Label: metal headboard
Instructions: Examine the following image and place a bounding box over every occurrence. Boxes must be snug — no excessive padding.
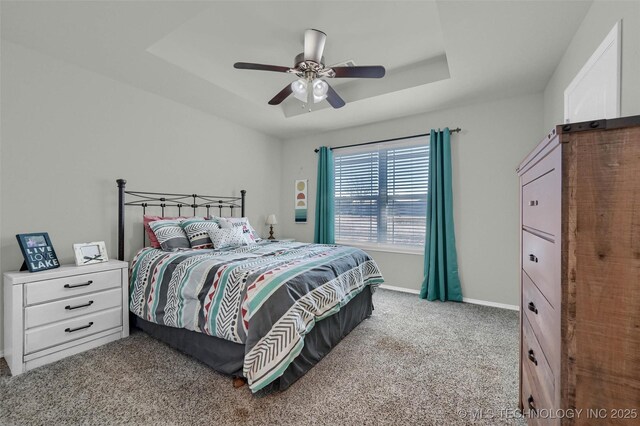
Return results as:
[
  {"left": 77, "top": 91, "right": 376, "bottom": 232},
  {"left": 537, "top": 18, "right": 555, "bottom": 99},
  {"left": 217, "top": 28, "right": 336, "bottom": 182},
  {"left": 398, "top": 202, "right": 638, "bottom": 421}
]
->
[{"left": 116, "top": 179, "right": 246, "bottom": 260}]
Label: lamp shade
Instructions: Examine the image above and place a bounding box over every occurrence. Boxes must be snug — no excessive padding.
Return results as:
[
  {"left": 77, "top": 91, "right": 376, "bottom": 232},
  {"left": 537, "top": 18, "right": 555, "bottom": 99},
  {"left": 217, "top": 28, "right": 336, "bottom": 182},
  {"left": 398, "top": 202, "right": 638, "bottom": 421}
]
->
[
  {"left": 291, "top": 79, "right": 308, "bottom": 102},
  {"left": 312, "top": 79, "right": 328, "bottom": 103},
  {"left": 266, "top": 214, "right": 278, "bottom": 225}
]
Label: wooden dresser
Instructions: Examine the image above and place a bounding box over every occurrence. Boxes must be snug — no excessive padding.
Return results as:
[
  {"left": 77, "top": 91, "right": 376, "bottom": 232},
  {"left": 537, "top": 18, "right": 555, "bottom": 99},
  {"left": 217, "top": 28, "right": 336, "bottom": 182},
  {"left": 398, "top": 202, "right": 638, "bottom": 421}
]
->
[
  {"left": 517, "top": 116, "right": 640, "bottom": 424},
  {"left": 4, "top": 260, "right": 129, "bottom": 375}
]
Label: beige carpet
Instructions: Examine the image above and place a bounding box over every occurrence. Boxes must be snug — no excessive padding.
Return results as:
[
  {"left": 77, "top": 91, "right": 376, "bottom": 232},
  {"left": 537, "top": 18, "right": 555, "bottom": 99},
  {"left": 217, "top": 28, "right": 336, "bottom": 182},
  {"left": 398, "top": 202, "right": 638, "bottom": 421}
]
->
[{"left": 0, "top": 289, "right": 523, "bottom": 425}]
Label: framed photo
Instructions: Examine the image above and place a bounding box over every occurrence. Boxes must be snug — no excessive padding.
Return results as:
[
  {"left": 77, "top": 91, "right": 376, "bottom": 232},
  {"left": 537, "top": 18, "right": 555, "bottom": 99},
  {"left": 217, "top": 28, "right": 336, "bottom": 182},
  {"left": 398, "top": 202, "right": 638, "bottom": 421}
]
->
[
  {"left": 73, "top": 241, "right": 108, "bottom": 266},
  {"left": 16, "top": 232, "right": 60, "bottom": 272}
]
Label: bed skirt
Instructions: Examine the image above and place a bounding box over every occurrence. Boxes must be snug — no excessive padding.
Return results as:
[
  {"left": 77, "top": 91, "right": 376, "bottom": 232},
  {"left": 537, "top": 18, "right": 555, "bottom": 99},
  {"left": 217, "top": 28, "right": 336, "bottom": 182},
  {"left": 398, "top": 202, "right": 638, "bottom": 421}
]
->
[{"left": 132, "top": 285, "right": 374, "bottom": 392}]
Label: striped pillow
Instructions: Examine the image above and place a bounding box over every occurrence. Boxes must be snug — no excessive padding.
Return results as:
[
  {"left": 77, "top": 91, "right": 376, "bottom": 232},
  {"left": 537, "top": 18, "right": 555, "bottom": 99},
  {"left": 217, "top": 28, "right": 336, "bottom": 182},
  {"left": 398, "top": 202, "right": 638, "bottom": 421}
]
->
[
  {"left": 143, "top": 215, "right": 186, "bottom": 248},
  {"left": 148, "top": 219, "right": 190, "bottom": 251},
  {"left": 180, "top": 218, "right": 220, "bottom": 249}
]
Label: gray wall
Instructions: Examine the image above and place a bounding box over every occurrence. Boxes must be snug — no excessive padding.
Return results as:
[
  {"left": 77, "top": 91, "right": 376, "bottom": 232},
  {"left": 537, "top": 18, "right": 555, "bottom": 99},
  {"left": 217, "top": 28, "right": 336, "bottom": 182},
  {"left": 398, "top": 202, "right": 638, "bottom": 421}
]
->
[
  {"left": 0, "top": 41, "right": 283, "bottom": 353},
  {"left": 279, "top": 93, "right": 543, "bottom": 306},
  {"left": 543, "top": 0, "right": 640, "bottom": 130}
]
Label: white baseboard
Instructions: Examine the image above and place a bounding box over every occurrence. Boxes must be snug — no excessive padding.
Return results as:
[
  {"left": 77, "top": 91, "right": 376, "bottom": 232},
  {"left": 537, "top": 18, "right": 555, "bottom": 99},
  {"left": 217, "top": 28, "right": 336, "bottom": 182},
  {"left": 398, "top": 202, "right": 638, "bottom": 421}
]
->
[
  {"left": 378, "top": 284, "right": 519, "bottom": 311},
  {"left": 462, "top": 297, "right": 519, "bottom": 311},
  {"left": 379, "top": 284, "right": 420, "bottom": 295}
]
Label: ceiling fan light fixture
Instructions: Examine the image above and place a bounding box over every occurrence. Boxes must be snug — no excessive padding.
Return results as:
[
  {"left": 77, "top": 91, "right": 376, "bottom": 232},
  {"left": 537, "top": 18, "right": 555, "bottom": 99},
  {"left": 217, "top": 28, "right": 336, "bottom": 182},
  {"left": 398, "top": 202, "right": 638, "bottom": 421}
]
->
[
  {"left": 234, "top": 29, "right": 385, "bottom": 108},
  {"left": 291, "top": 79, "right": 308, "bottom": 102},
  {"left": 312, "top": 78, "right": 328, "bottom": 103}
]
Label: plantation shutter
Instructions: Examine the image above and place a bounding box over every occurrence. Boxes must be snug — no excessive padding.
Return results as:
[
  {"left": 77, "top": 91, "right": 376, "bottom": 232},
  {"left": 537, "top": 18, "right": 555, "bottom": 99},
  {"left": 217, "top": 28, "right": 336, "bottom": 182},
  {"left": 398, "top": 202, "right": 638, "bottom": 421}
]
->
[{"left": 334, "top": 136, "right": 429, "bottom": 249}]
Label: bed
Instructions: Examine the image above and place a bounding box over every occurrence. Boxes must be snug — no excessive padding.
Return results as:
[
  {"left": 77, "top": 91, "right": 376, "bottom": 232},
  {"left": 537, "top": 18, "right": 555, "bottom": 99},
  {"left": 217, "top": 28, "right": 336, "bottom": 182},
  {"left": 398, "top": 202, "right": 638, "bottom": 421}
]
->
[{"left": 116, "top": 179, "right": 383, "bottom": 392}]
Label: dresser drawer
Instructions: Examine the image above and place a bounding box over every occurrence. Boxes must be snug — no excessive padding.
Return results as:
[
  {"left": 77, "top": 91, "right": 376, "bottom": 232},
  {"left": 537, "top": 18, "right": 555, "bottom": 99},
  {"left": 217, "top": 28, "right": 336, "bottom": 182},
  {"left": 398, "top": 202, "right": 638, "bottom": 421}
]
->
[
  {"left": 25, "top": 307, "right": 122, "bottom": 354},
  {"left": 522, "top": 168, "right": 560, "bottom": 237},
  {"left": 522, "top": 315, "right": 555, "bottom": 408},
  {"left": 521, "top": 361, "right": 558, "bottom": 426},
  {"left": 522, "top": 271, "right": 560, "bottom": 376},
  {"left": 520, "top": 142, "right": 560, "bottom": 185},
  {"left": 25, "top": 269, "right": 121, "bottom": 306},
  {"left": 25, "top": 288, "right": 122, "bottom": 329},
  {"left": 522, "top": 230, "right": 560, "bottom": 309}
]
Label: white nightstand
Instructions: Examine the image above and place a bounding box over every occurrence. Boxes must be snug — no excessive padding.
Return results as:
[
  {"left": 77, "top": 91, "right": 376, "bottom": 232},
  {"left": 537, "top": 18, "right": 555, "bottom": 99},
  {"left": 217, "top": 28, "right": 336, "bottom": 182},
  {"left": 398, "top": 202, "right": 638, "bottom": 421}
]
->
[{"left": 3, "top": 260, "right": 129, "bottom": 375}]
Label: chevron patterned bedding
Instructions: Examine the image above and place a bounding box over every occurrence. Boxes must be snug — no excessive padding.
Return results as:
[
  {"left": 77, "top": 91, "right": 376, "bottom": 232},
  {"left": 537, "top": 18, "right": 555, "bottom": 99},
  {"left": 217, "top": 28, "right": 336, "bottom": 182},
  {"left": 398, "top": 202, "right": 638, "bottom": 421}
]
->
[{"left": 129, "top": 241, "right": 383, "bottom": 392}]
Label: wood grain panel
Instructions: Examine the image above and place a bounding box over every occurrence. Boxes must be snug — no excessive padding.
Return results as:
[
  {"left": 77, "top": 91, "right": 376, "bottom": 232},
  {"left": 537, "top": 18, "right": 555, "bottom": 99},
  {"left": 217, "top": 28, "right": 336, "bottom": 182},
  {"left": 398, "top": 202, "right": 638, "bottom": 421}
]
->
[
  {"left": 561, "top": 133, "right": 578, "bottom": 414},
  {"left": 571, "top": 127, "right": 640, "bottom": 414}
]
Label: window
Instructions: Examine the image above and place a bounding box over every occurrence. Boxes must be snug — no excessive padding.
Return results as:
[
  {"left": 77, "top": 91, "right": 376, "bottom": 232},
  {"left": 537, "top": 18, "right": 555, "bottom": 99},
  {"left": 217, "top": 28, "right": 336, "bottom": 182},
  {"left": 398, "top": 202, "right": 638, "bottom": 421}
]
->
[{"left": 334, "top": 136, "right": 429, "bottom": 251}]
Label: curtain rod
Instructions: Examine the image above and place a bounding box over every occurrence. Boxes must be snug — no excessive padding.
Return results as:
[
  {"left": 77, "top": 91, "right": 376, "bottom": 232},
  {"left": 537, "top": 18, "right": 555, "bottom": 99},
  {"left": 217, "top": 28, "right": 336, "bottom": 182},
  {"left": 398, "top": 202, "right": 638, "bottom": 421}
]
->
[{"left": 313, "top": 128, "right": 461, "bottom": 153}]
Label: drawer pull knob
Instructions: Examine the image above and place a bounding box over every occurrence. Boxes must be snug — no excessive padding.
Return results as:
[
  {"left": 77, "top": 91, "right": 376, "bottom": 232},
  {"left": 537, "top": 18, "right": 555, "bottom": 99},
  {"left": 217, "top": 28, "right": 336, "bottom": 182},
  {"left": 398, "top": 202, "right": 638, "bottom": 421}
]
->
[
  {"left": 527, "top": 302, "right": 538, "bottom": 314},
  {"left": 528, "top": 349, "right": 538, "bottom": 365},
  {"left": 65, "top": 300, "right": 94, "bottom": 310},
  {"left": 528, "top": 200, "right": 539, "bottom": 206},
  {"left": 64, "top": 280, "right": 93, "bottom": 289},
  {"left": 65, "top": 322, "right": 94, "bottom": 333},
  {"left": 527, "top": 395, "right": 536, "bottom": 413},
  {"left": 528, "top": 254, "right": 538, "bottom": 263}
]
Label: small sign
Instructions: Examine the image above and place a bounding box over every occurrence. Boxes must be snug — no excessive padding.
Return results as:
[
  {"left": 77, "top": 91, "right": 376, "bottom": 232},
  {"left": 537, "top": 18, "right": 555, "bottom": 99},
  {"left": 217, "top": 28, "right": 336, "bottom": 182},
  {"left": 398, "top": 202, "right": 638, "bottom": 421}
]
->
[{"left": 16, "top": 232, "right": 60, "bottom": 272}]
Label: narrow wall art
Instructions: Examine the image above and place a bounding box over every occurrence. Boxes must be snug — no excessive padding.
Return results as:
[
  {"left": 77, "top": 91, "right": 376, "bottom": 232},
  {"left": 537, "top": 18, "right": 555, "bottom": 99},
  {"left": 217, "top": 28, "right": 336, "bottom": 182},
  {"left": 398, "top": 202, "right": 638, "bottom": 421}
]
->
[{"left": 295, "top": 179, "right": 308, "bottom": 223}]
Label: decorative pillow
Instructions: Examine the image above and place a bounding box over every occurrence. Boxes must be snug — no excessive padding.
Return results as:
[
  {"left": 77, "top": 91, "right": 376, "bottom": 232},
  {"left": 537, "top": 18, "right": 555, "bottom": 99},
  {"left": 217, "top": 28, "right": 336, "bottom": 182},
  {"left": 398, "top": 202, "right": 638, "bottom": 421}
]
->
[
  {"left": 208, "top": 227, "right": 248, "bottom": 249},
  {"left": 148, "top": 219, "right": 190, "bottom": 251},
  {"left": 216, "top": 217, "right": 261, "bottom": 243},
  {"left": 180, "top": 218, "right": 220, "bottom": 249},
  {"left": 143, "top": 215, "right": 184, "bottom": 248}
]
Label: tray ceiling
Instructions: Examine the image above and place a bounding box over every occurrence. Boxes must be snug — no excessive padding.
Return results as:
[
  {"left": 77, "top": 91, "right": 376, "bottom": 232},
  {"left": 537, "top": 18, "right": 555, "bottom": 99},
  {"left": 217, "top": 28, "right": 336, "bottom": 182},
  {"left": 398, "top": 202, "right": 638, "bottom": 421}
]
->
[{"left": 0, "top": 1, "right": 592, "bottom": 139}]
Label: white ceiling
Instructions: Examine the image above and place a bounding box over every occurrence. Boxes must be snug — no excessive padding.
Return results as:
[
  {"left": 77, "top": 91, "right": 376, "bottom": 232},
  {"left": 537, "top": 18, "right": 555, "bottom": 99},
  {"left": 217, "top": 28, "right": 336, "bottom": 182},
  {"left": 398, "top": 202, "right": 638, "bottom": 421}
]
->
[{"left": 0, "top": 1, "right": 592, "bottom": 139}]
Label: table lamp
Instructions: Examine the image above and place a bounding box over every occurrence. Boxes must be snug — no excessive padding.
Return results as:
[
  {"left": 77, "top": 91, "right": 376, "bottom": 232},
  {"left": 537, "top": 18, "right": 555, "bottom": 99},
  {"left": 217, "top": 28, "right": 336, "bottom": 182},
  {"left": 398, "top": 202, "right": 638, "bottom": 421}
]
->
[{"left": 266, "top": 214, "right": 277, "bottom": 240}]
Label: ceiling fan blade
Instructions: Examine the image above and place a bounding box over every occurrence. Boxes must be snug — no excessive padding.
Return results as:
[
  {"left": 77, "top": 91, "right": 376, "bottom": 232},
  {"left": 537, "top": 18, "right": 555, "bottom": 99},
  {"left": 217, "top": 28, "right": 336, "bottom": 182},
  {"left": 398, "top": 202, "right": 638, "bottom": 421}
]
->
[
  {"left": 331, "top": 66, "right": 386, "bottom": 78},
  {"left": 234, "top": 62, "right": 291, "bottom": 73},
  {"left": 325, "top": 83, "right": 345, "bottom": 109},
  {"left": 304, "top": 29, "right": 327, "bottom": 63},
  {"left": 268, "top": 84, "right": 294, "bottom": 105}
]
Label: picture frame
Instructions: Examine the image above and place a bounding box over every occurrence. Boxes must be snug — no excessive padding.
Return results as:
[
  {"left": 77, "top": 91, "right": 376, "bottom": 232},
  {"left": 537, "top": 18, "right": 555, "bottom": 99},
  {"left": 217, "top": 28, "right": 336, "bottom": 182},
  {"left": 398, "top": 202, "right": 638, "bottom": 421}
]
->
[
  {"left": 295, "top": 179, "right": 308, "bottom": 223},
  {"left": 16, "top": 232, "right": 60, "bottom": 272},
  {"left": 73, "top": 241, "right": 109, "bottom": 266}
]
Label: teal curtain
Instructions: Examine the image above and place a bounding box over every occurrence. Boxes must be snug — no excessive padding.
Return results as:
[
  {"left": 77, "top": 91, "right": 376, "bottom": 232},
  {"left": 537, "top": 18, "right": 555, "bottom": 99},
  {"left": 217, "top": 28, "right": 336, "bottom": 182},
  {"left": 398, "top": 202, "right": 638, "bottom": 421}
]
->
[
  {"left": 314, "top": 146, "right": 335, "bottom": 244},
  {"left": 420, "top": 128, "right": 463, "bottom": 302}
]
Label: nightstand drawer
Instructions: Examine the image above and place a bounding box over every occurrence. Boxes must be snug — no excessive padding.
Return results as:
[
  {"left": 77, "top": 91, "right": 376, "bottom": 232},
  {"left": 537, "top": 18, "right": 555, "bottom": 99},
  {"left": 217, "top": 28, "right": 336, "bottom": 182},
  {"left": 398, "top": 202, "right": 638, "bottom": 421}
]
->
[
  {"left": 25, "top": 269, "right": 121, "bottom": 305},
  {"left": 25, "top": 288, "right": 122, "bottom": 329},
  {"left": 25, "top": 307, "right": 122, "bottom": 354}
]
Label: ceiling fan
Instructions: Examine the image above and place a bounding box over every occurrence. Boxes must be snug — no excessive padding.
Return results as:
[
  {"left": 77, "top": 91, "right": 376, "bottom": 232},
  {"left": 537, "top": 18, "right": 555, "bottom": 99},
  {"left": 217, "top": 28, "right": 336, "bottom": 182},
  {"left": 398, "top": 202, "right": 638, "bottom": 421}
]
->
[{"left": 234, "top": 29, "right": 386, "bottom": 109}]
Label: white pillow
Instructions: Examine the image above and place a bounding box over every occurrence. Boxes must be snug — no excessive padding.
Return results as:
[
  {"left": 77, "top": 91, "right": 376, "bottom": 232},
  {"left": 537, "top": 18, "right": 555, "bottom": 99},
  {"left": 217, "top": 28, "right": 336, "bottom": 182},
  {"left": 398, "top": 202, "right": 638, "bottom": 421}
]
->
[
  {"left": 216, "top": 217, "right": 261, "bottom": 243},
  {"left": 208, "top": 227, "right": 248, "bottom": 249}
]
